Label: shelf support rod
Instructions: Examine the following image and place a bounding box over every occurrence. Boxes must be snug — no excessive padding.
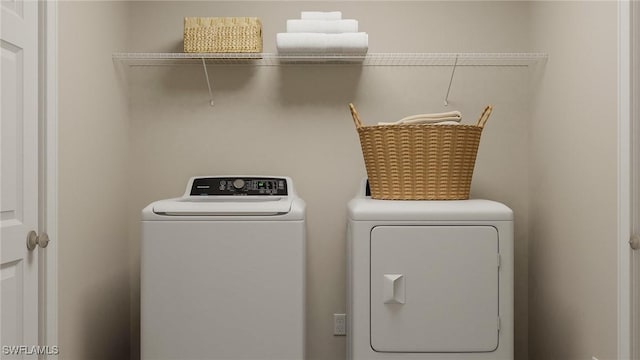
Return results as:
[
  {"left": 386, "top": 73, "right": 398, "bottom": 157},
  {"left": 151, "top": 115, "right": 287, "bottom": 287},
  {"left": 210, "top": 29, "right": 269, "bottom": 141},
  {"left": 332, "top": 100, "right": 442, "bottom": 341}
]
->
[
  {"left": 444, "top": 54, "right": 459, "bottom": 106},
  {"left": 201, "top": 58, "right": 214, "bottom": 106}
]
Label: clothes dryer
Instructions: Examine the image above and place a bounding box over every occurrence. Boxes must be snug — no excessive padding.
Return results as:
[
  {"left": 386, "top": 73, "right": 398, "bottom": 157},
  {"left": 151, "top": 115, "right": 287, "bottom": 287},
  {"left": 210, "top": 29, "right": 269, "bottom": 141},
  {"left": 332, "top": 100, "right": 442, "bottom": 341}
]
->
[{"left": 347, "top": 180, "right": 513, "bottom": 359}]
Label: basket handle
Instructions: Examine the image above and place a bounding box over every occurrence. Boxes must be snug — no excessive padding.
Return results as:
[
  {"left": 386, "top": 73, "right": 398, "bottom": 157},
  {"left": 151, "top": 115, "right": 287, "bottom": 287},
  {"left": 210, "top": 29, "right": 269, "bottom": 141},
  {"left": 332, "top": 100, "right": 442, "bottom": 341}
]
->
[
  {"left": 476, "top": 105, "right": 493, "bottom": 128},
  {"left": 349, "top": 103, "right": 363, "bottom": 129}
]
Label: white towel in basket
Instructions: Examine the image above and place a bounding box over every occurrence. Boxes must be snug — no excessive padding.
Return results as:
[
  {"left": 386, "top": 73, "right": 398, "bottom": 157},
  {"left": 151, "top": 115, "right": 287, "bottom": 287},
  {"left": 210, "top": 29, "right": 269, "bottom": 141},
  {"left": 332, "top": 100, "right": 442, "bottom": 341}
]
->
[
  {"left": 431, "top": 121, "right": 462, "bottom": 125},
  {"left": 377, "top": 111, "right": 462, "bottom": 125}
]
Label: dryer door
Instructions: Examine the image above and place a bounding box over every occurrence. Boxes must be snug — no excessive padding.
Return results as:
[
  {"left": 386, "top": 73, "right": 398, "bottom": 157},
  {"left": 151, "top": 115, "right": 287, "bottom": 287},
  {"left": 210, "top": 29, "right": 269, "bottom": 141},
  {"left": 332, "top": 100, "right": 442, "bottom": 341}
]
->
[{"left": 370, "top": 225, "right": 499, "bottom": 353}]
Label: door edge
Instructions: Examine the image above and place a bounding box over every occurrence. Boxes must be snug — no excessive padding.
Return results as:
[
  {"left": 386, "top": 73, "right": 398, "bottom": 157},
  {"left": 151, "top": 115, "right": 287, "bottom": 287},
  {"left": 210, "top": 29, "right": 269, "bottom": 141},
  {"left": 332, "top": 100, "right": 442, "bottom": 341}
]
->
[{"left": 39, "top": 1, "right": 59, "bottom": 358}]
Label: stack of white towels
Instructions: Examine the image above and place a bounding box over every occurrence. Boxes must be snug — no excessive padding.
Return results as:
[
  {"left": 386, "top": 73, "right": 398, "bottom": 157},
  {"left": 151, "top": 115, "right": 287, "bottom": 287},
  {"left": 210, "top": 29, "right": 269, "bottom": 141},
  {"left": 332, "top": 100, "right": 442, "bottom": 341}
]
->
[
  {"left": 378, "top": 111, "right": 463, "bottom": 125},
  {"left": 276, "top": 11, "right": 368, "bottom": 55}
]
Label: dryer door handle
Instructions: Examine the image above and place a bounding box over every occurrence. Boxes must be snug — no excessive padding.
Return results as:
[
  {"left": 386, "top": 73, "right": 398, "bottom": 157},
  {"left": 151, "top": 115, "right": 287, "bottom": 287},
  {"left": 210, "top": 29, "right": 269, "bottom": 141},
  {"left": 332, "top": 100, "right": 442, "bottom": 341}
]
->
[{"left": 383, "top": 274, "right": 405, "bottom": 304}]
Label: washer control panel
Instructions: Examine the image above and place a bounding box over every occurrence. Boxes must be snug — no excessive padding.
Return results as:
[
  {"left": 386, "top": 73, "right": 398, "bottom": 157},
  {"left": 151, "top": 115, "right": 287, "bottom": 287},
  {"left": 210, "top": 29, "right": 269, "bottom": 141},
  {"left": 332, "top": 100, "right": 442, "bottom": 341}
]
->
[{"left": 190, "top": 177, "right": 288, "bottom": 196}]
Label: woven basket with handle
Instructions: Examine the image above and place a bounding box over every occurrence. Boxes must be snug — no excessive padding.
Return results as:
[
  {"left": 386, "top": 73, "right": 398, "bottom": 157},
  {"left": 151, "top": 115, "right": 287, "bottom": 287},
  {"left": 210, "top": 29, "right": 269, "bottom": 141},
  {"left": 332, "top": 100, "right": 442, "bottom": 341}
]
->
[
  {"left": 184, "top": 17, "right": 263, "bottom": 53},
  {"left": 349, "top": 103, "right": 492, "bottom": 200}
]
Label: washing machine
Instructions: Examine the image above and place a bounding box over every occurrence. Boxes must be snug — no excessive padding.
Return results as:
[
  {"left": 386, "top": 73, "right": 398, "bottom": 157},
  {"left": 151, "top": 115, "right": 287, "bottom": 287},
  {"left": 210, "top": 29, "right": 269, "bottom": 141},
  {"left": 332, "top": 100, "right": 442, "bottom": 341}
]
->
[
  {"left": 141, "top": 176, "right": 305, "bottom": 360},
  {"left": 347, "top": 179, "right": 513, "bottom": 360}
]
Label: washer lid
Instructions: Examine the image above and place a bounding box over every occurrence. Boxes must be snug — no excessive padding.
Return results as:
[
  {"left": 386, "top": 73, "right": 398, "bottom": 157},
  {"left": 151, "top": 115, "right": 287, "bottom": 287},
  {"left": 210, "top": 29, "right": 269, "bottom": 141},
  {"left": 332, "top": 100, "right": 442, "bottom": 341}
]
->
[{"left": 152, "top": 196, "right": 293, "bottom": 216}]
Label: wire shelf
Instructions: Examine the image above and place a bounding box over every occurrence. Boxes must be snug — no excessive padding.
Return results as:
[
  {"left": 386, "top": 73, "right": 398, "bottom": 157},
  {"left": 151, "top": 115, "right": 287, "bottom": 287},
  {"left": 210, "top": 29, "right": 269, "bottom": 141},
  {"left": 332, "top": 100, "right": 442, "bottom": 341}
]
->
[{"left": 113, "top": 52, "right": 547, "bottom": 67}]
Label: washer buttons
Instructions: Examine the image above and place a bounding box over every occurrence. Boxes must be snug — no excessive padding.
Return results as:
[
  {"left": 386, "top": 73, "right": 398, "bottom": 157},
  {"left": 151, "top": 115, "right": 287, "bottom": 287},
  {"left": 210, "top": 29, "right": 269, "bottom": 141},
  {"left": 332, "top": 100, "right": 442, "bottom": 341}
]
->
[{"left": 233, "top": 179, "right": 245, "bottom": 189}]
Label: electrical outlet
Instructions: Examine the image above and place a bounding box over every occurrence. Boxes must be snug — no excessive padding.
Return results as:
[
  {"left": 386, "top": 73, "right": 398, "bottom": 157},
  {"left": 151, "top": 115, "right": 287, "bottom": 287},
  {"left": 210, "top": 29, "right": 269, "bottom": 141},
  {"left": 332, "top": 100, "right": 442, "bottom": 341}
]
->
[{"left": 334, "top": 313, "right": 346, "bottom": 336}]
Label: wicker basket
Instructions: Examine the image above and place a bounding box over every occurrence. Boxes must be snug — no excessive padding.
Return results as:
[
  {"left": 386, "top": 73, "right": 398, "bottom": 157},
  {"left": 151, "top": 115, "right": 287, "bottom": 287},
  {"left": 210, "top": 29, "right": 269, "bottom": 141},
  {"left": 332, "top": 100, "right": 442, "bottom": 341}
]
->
[
  {"left": 184, "top": 17, "right": 263, "bottom": 53},
  {"left": 349, "top": 103, "right": 493, "bottom": 200}
]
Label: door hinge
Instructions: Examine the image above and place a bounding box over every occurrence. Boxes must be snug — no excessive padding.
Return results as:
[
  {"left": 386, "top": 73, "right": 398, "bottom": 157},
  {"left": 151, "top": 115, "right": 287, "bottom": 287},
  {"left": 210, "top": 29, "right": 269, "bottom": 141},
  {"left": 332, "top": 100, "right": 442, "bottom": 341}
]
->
[
  {"left": 497, "top": 254, "right": 501, "bottom": 269},
  {"left": 498, "top": 316, "right": 501, "bottom": 332}
]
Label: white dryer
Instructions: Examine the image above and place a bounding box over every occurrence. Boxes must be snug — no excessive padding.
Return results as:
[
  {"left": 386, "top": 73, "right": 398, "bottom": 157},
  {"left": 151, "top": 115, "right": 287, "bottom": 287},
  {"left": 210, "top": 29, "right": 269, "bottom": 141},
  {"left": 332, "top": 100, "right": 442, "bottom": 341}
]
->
[
  {"left": 347, "top": 180, "right": 513, "bottom": 360},
  {"left": 141, "top": 176, "right": 305, "bottom": 360}
]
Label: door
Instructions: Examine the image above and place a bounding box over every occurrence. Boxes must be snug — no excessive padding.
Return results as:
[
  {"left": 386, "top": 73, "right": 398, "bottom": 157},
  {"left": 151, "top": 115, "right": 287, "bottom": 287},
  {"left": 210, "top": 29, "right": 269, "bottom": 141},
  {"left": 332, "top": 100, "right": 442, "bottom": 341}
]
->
[
  {"left": 370, "top": 225, "right": 499, "bottom": 353},
  {"left": 1, "top": 0, "right": 40, "bottom": 358}
]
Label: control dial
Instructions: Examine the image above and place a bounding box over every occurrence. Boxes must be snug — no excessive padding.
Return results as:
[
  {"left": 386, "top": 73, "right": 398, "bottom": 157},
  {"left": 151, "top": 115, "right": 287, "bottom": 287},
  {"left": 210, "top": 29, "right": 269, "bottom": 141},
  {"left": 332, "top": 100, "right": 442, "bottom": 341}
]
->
[{"left": 232, "top": 179, "right": 245, "bottom": 189}]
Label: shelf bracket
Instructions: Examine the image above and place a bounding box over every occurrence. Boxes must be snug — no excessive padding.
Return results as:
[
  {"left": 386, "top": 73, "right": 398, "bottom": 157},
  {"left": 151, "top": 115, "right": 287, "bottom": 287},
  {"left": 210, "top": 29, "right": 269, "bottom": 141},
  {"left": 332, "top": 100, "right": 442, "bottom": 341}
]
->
[
  {"left": 444, "top": 54, "right": 459, "bottom": 107},
  {"left": 201, "top": 58, "right": 214, "bottom": 106}
]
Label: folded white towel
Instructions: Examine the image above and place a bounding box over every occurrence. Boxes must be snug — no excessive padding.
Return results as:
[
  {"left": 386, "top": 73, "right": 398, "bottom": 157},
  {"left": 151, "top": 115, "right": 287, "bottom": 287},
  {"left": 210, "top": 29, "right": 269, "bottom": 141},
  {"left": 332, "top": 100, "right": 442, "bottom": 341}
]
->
[
  {"left": 286, "top": 19, "right": 358, "bottom": 33},
  {"left": 432, "top": 121, "right": 462, "bottom": 125},
  {"left": 276, "top": 33, "right": 368, "bottom": 54},
  {"left": 377, "top": 111, "right": 463, "bottom": 125},
  {"left": 301, "top": 11, "right": 342, "bottom": 20},
  {"left": 378, "top": 118, "right": 462, "bottom": 125}
]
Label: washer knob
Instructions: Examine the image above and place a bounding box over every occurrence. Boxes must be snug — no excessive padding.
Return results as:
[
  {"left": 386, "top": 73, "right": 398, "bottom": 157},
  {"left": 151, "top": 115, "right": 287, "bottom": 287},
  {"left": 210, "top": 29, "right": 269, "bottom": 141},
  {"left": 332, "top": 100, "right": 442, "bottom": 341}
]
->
[{"left": 232, "top": 179, "right": 245, "bottom": 189}]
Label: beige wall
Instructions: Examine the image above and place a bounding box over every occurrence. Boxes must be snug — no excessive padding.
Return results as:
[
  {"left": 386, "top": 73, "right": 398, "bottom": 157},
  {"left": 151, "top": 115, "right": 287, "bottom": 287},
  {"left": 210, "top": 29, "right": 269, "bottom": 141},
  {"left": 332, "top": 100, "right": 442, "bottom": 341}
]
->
[
  {"left": 59, "top": 1, "right": 131, "bottom": 359},
  {"left": 56, "top": 2, "right": 622, "bottom": 360},
  {"left": 126, "top": 2, "right": 532, "bottom": 359},
  {"left": 528, "top": 2, "right": 619, "bottom": 360}
]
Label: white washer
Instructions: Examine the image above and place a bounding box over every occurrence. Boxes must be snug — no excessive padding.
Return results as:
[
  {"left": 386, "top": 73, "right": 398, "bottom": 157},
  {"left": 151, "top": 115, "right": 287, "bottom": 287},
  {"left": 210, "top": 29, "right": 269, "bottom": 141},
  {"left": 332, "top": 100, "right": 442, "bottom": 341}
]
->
[
  {"left": 141, "top": 176, "right": 306, "bottom": 360},
  {"left": 347, "top": 180, "right": 513, "bottom": 360}
]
